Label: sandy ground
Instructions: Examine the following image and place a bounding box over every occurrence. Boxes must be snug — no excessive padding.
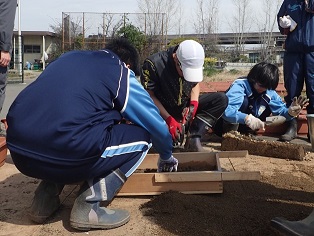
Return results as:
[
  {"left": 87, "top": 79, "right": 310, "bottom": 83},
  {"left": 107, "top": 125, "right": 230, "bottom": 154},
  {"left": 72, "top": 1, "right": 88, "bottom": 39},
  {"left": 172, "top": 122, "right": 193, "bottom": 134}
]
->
[
  {"left": 2, "top": 69, "right": 314, "bottom": 235},
  {"left": 1, "top": 136, "right": 314, "bottom": 236}
]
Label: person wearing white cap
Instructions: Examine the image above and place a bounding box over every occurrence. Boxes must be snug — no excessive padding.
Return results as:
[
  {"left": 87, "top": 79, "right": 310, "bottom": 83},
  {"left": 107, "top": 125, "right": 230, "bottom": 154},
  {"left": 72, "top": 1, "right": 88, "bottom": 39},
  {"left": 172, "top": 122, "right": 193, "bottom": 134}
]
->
[{"left": 140, "top": 39, "right": 228, "bottom": 151}]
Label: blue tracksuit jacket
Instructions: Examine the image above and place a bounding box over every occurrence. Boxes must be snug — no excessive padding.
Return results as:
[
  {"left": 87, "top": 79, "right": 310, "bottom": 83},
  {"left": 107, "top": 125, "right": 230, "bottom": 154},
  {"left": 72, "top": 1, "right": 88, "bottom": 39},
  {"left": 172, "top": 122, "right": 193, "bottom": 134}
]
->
[
  {"left": 223, "top": 78, "right": 292, "bottom": 124},
  {"left": 6, "top": 50, "right": 173, "bottom": 166}
]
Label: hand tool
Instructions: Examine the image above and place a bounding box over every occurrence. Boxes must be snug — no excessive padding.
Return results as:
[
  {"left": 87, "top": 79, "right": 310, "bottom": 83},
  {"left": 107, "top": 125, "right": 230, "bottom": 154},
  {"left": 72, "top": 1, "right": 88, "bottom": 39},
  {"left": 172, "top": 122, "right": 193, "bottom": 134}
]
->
[{"left": 264, "top": 115, "right": 286, "bottom": 126}]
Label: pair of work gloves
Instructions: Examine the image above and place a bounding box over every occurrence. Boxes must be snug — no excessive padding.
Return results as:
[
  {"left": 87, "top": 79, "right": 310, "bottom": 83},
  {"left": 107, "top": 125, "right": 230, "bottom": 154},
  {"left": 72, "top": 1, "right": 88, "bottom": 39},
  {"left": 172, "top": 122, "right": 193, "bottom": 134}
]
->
[
  {"left": 245, "top": 96, "right": 309, "bottom": 131},
  {"left": 279, "top": 15, "right": 297, "bottom": 32},
  {"left": 165, "top": 100, "right": 198, "bottom": 142}
]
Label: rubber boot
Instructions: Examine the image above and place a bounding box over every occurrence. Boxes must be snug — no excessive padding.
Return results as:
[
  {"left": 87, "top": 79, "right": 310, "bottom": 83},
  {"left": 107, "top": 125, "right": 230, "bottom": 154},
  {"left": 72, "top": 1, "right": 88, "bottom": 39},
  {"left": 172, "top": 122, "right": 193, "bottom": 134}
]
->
[
  {"left": 29, "top": 180, "right": 65, "bottom": 223},
  {"left": 185, "top": 116, "right": 215, "bottom": 152},
  {"left": 271, "top": 209, "right": 314, "bottom": 236},
  {"left": 70, "top": 169, "right": 130, "bottom": 231},
  {"left": 222, "top": 120, "right": 239, "bottom": 135},
  {"left": 279, "top": 118, "right": 298, "bottom": 142}
]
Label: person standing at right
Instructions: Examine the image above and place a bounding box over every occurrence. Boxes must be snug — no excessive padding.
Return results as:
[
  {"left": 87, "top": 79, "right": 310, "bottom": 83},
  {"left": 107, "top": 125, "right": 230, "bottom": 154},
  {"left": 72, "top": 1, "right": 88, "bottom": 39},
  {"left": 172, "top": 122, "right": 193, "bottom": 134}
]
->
[{"left": 277, "top": 0, "right": 314, "bottom": 142}]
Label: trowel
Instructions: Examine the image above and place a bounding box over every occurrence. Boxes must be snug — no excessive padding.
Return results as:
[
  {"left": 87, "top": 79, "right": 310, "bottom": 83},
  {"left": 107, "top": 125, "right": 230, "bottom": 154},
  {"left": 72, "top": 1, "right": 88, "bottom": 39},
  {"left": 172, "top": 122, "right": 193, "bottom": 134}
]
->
[{"left": 264, "top": 115, "right": 286, "bottom": 126}]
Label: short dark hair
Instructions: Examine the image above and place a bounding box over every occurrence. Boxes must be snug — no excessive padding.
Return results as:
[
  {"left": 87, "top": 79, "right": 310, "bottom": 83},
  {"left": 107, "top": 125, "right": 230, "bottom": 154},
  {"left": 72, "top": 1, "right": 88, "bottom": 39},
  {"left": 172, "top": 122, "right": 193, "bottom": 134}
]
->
[
  {"left": 105, "top": 38, "right": 140, "bottom": 76},
  {"left": 247, "top": 62, "right": 279, "bottom": 90}
]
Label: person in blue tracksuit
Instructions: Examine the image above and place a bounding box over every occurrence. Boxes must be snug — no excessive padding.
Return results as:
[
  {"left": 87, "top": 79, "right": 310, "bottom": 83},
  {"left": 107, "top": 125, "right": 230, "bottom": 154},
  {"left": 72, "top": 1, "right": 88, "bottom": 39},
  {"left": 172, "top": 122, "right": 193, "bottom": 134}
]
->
[
  {"left": 6, "top": 38, "right": 178, "bottom": 230},
  {"left": 277, "top": 0, "right": 314, "bottom": 142},
  {"left": 215, "top": 62, "right": 308, "bottom": 137},
  {"left": 272, "top": 2, "right": 314, "bottom": 232}
]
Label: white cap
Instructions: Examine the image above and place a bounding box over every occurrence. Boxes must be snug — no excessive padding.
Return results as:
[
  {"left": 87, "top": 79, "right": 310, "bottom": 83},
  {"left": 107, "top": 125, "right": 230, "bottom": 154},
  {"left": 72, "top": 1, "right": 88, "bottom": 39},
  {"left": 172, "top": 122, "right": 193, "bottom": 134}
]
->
[{"left": 176, "top": 40, "right": 205, "bottom": 82}]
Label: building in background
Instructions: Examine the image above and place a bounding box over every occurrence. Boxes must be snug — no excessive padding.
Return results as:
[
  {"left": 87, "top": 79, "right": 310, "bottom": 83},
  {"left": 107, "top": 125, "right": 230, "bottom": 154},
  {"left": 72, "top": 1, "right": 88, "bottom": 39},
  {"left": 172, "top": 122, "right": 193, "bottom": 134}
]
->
[{"left": 11, "top": 31, "right": 56, "bottom": 70}]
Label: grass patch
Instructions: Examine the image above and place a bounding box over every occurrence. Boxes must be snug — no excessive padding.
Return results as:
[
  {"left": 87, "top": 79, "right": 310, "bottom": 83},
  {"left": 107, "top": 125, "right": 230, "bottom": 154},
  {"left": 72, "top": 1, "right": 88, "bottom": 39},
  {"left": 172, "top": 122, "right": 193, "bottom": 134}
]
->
[
  {"left": 204, "top": 68, "right": 223, "bottom": 77},
  {"left": 228, "top": 69, "right": 241, "bottom": 75}
]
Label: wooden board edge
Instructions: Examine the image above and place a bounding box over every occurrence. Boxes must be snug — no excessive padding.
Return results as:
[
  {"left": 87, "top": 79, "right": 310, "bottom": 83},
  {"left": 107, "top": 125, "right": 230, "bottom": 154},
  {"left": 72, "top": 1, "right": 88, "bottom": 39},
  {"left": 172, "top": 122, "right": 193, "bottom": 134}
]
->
[
  {"left": 154, "top": 171, "right": 222, "bottom": 182},
  {"left": 221, "top": 171, "right": 261, "bottom": 181},
  {"left": 217, "top": 150, "right": 248, "bottom": 158},
  {"left": 117, "top": 190, "right": 223, "bottom": 196}
]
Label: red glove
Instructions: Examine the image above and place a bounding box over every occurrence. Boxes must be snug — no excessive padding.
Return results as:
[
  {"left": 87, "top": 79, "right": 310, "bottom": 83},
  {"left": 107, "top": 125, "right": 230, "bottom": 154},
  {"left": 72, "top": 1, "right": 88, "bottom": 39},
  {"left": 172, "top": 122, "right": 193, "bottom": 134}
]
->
[
  {"left": 166, "top": 116, "right": 182, "bottom": 141},
  {"left": 189, "top": 100, "right": 199, "bottom": 120}
]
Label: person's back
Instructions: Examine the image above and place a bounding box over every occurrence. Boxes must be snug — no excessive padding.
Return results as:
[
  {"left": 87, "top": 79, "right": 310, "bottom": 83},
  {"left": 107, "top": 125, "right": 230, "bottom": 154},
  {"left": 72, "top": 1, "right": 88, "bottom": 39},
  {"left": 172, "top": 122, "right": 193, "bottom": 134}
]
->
[{"left": 7, "top": 50, "right": 126, "bottom": 163}]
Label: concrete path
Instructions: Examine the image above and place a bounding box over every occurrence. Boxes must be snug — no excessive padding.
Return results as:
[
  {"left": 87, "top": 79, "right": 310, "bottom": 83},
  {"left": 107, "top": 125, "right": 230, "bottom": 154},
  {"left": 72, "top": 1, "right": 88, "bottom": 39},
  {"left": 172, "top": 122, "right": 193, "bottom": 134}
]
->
[{"left": 1, "top": 73, "right": 39, "bottom": 120}]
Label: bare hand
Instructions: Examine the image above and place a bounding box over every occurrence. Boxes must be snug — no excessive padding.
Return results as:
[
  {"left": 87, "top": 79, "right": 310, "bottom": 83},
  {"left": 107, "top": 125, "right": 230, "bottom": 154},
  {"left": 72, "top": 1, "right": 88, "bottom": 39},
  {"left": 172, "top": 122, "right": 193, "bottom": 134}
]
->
[{"left": 0, "top": 51, "right": 11, "bottom": 67}]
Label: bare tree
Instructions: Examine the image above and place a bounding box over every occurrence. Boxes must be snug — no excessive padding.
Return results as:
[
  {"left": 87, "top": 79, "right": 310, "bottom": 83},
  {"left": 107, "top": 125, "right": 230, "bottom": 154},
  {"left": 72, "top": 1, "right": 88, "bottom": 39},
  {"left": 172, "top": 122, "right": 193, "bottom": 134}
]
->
[
  {"left": 62, "top": 13, "right": 84, "bottom": 50},
  {"left": 103, "top": 13, "right": 124, "bottom": 37},
  {"left": 137, "top": 0, "right": 180, "bottom": 35},
  {"left": 228, "top": 0, "right": 252, "bottom": 58},
  {"left": 174, "top": 4, "right": 185, "bottom": 36},
  {"left": 193, "top": 0, "right": 220, "bottom": 57},
  {"left": 194, "top": 0, "right": 206, "bottom": 36},
  {"left": 194, "top": 0, "right": 219, "bottom": 36},
  {"left": 257, "top": 0, "right": 282, "bottom": 62},
  {"left": 101, "top": 13, "right": 124, "bottom": 38}
]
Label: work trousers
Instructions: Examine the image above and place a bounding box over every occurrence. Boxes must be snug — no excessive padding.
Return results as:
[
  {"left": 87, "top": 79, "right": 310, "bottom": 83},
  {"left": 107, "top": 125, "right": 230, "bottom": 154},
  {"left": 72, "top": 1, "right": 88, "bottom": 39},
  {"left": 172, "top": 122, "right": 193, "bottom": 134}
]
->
[
  {"left": 283, "top": 51, "right": 314, "bottom": 114},
  {"left": 197, "top": 92, "right": 229, "bottom": 121},
  {"left": 11, "top": 124, "right": 152, "bottom": 184},
  {"left": 0, "top": 65, "right": 8, "bottom": 114}
]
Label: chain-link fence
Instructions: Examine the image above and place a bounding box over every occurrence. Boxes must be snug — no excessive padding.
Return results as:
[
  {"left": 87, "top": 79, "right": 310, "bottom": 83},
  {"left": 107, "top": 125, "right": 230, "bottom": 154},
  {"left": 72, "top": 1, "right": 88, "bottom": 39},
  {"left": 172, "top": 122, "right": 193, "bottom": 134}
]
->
[{"left": 62, "top": 12, "right": 168, "bottom": 61}]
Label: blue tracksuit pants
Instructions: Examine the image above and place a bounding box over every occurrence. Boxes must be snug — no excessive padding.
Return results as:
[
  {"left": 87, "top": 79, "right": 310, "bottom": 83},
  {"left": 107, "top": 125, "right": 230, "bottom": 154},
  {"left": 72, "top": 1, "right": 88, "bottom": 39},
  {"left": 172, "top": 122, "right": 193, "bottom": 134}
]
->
[{"left": 283, "top": 51, "right": 314, "bottom": 114}]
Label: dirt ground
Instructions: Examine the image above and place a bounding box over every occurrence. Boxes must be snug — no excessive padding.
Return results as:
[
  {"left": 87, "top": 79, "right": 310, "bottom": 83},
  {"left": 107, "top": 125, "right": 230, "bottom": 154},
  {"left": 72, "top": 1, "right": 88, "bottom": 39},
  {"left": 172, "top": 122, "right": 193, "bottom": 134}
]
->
[
  {"left": 1, "top": 135, "right": 314, "bottom": 236},
  {"left": 2, "top": 68, "right": 314, "bottom": 235}
]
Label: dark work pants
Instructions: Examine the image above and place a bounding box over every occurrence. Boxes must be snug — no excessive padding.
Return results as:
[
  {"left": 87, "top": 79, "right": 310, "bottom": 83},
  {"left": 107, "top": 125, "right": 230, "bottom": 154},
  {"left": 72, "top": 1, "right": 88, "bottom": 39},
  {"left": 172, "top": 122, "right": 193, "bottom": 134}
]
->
[
  {"left": 284, "top": 51, "right": 314, "bottom": 114},
  {"left": 0, "top": 66, "right": 8, "bottom": 114},
  {"left": 11, "top": 124, "right": 152, "bottom": 184},
  {"left": 197, "top": 92, "right": 229, "bottom": 121}
]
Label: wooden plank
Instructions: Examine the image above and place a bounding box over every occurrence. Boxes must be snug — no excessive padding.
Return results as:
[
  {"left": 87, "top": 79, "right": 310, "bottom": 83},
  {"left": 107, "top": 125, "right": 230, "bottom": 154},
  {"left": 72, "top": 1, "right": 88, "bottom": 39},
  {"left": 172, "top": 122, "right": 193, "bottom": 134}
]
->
[
  {"left": 138, "top": 152, "right": 219, "bottom": 170},
  {"left": 118, "top": 188, "right": 223, "bottom": 196},
  {"left": 217, "top": 150, "right": 248, "bottom": 158},
  {"left": 221, "top": 171, "right": 261, "bottom": 181},
  {"left": 0, "top": 137, "right": 7, "bottom": 167},
  {"left": 118, "top": 172, "right": 223, "bottom": 196},
  {"left": 215, "top": 153, "right": 222, "bottom": 171},
  {"left": 117, "top": 151, "right": 260, "bottom": 196},
  {"left": 154, "top": 171, "right": 222, "bottom": 183}
]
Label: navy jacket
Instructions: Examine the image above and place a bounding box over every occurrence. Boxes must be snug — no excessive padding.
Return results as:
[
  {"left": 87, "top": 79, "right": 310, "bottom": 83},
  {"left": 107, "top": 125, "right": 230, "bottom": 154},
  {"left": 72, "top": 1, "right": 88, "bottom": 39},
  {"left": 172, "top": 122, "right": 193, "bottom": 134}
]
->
[
  {"left": 277, "top": 0, "right": 314, "bottom": 52},
  {"left": 6, "top": 50, "right": 173, "bottom": 164}
]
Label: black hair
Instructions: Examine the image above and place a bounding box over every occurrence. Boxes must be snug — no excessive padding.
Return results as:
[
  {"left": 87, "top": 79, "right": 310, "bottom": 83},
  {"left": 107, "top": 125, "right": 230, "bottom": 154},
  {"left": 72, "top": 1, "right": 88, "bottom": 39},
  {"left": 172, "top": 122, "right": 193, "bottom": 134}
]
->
[
  {"left": 105, "top": 38, "right": 140, "bottom": 76},
  {"left": 247, "top": 62, "right": 279, "bottom": 90}
]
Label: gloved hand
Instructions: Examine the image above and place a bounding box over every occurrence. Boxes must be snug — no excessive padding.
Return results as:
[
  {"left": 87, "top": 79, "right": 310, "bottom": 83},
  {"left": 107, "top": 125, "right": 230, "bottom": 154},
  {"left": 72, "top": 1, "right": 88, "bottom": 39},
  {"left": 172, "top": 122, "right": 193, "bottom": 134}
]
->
[
  {"left": 286, "top": 15, "right": 297, "bottom": 31},
  {"left": 245, "top": 114, "right": 265, "bottom": 130},
  {"left": 157, "top": 155, "right": 179, "bottom": 172},
  {"left": 279, "top": 15, "right": 291, "bottom": 28},
  {"left": 288, "top": 96, "right": 309, "bottom": 117},
  {"left": 182, "top": 100, "right": 199, "bottom": 127},
  {"left": 189, "top": 100, "right": 199, "bottom": 120},
  {"left": 166, "top": 116, "right": 182, "bottom": 141}
]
